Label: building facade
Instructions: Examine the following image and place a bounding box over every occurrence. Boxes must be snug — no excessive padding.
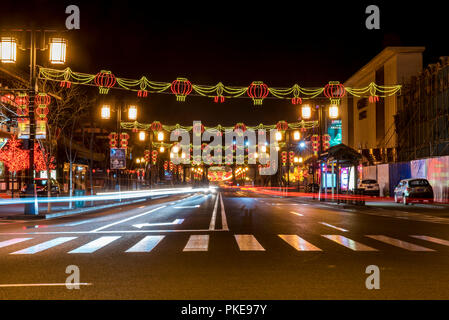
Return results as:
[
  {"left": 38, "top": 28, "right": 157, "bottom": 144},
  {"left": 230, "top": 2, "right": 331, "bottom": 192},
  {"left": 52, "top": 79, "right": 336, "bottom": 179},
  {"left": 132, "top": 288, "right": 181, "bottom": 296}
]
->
[
  {"left": 340, "top": 47, "right": 425, "bottom": 164},
  {"left": 395, "top": 56, "right": 449, "bottom": 161}
]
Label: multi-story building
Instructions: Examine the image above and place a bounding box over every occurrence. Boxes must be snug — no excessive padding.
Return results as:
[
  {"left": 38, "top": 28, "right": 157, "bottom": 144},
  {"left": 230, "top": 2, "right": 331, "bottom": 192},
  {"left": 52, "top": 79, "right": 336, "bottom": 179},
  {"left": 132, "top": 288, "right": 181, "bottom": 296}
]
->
[
  {"left": 395, "top": 56, "right": 449, "bottom": 161},
  {"left": 340, "top": 47, "right": 425, "bottom": 164}
]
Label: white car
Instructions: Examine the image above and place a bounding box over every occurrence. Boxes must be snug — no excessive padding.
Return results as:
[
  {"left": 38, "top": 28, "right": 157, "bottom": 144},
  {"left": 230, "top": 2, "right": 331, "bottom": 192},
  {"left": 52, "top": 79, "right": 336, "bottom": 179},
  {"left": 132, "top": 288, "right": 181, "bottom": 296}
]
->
[{"left": 358, "top": 179, "right": 380, "bottom": 196}]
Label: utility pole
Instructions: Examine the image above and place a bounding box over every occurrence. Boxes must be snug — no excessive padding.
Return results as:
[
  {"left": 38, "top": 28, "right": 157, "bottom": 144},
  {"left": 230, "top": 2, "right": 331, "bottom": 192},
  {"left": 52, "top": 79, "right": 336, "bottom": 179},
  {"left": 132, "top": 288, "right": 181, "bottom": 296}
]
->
[{"left": 24, "top": 28, "right": 37, "bottom": 215}]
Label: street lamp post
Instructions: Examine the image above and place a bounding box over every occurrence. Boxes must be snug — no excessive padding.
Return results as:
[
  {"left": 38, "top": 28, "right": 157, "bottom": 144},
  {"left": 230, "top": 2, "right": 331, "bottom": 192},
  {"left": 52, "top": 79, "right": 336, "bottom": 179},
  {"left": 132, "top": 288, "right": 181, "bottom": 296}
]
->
[{"left": 1, "top": 29, "right": 68, "bottom": 215}]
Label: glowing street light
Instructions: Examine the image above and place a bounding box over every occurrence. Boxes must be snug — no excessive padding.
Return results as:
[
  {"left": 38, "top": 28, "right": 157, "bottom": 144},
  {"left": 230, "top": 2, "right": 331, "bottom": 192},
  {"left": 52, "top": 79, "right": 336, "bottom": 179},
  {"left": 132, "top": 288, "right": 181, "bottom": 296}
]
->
[
  {"left": 159, "top": 146, "right": 165, "bottom": 153},
  {"left": 101, "top": 105, "right": 111, "bottom": 119},
  {"left": 301, "top": 104, "right": 312, "bottom": 119},
  {"left": 293, "top": 130, "right": 300, "bottom": 141},
  {"left": 172, "top": 145, "right": 179, "bottom": 153},
  {"left": 294, "top": 156, "right": 299, "bottom": 163},
  {"left": 157, "top": 132, "right": 164, "bottom": 141},
  {"left": 181, "top": 152, "right": 186, "bottom": 159},
  {"left": 49, "top": 38, "right": 67, "bottom": 64},
  {"left": 0, "top": 37, "right": 17, "bottom": 63},
  {"left": 329, "top": 104, "right": 339, "bottom": 119},
  {"left": 136, "top": 158, "right": 141, "bottom": 164},
  {"left": 138, "top": 131, "right": 146, "bottom": 141},
  {"left": 128, "top": 105, "right": 137, "bottom": 120},
  {"left": 261, "top": 145, "right": 267, "bottom": 153}
]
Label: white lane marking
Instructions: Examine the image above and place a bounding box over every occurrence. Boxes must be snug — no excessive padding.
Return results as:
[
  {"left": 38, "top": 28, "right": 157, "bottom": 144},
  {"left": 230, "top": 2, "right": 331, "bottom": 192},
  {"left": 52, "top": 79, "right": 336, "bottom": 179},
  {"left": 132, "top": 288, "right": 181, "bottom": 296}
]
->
[
  {"left": 68, "top": 236, "right": 121, "bottom": 253},
  {"left": 279, "top": 235, "right": 322, "bottom": 251},
  {"left": 411, "top": 235, "right": 449, "bottom": 247},
  {"left": 290, "top": 211, "right": 303, "bottom": 217},
  {"left": 0, "top": 283, "right": 92, "bottom": 288},
  {"left": 133, "top": 219, "right": 184, "bottom": 229},
  {"left": 319, "top": 222, "right": 348, "bottom": 232},
  {"left": 183, "top": 235, "right": 209, "bottom": 251},
  {"left": 90, "top": 206, "right": 166, "bottom": 232},
  {"left": 0, "top": 238, "right": 32, "bottom": 248},
  {"left": 366, "top": 235, "right": 435, "bottom": 251},
  {"left": 209, "top": 193, "right": 219, "bottom": 230},
  {"left": 322, "top": 235, "right": 378, "bottom": 251},
  {"left": 219, "top": 192, "right": 229, "bottom": 231},
  {"left": 125, "top": 235, "right": 165, "bottom": 252},
  {"left": 234, "top": 235, "right": 265, "bottom": 251},
  {"left": 10, "top": 237, "right": 77, "bottom": 255},
  {"left": 173, "top": 205, "right": 200, "bottom": 208}
]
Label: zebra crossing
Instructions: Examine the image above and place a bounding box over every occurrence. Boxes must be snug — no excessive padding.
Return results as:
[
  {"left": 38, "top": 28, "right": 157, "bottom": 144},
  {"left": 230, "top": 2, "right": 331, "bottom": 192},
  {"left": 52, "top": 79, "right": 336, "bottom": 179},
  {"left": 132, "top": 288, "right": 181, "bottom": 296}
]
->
[{"left": 0, "top": 233, "right": 449, "bottom": 255}]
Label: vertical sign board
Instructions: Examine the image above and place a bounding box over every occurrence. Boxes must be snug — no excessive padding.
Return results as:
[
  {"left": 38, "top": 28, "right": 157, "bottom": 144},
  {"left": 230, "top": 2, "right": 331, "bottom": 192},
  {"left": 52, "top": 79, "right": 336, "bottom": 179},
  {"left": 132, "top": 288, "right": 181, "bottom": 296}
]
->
[
  {"left": 110, "top": 148, "right": 126, "bottom": 170},
  {"left": 328, "top": 119, "right": 342, "bottom": 146}
]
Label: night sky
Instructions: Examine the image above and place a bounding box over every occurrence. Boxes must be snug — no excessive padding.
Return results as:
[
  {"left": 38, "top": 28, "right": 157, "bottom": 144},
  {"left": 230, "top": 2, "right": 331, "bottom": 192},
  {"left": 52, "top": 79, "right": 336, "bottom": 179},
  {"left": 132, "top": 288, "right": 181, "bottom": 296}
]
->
[{"left": 1, "top": 1, "right": 448, "bottom": 126}]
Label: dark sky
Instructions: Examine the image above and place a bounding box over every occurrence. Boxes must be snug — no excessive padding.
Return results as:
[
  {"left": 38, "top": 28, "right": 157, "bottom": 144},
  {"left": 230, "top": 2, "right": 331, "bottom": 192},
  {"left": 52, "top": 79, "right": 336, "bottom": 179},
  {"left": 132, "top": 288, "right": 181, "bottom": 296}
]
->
[{"left": 1, "top": 1, "right": 448, "bottom": 126}]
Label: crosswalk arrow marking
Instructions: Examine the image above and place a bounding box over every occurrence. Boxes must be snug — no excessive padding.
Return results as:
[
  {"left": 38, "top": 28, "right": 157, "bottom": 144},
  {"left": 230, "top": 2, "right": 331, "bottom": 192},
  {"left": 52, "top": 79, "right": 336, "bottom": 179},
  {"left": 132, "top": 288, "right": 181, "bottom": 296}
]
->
[{"left": 132, "top": 219, "right": 184, "bottom": 229}]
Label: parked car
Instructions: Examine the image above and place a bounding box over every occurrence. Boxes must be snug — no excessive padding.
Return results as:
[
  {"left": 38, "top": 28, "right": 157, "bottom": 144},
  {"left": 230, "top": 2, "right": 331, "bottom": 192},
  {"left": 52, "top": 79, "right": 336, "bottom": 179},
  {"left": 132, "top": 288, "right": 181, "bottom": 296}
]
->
[
  {"left": 20, "top": 178, "right": 61, "bottom": 196},
  {"left": 358, "top": 179, "right": 380, "bottom": 196},
  {"left": 394, "top": 178, "right": 434, "bottom": 205},
  {"left": 305, "top": 183, "right": 320, "bottom": 193}
]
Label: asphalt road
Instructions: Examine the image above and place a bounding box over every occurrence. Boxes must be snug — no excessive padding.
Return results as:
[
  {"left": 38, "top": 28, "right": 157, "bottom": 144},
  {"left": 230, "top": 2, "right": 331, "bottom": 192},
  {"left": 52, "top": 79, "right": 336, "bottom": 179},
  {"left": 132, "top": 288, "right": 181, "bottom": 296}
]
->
[{"left": 1, "top": 189, "right": 449, "bottom": 299}]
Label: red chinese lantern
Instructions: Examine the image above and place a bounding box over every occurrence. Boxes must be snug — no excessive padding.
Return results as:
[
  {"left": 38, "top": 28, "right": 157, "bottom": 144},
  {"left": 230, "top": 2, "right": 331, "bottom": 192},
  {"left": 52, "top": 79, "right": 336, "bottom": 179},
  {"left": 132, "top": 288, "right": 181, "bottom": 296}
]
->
[
  {"left": 289, "top": 151, "right": 295, "bottom": 164},
  {"left": 137, "top": 90, "right": 148, "bottom": 98},
  {"left": 35, "top": 93, "right": 51, "bottom": 121},
  {"left": 214, "top": 95, "right": 225, "bottom": 103},
  {"left": 369, "top": 95, "right": 379, "bottom": 103},
  {"left": 15, "top": 94, "right": 29, "bottom": 117},
  {"left": 150, "top": 121, "right": 162, "bottom": 132},
  {"left": 144, "top": 150, "right": 150, "bottom": 162},
  {"left": 94, "top": 70, "right": 116, "bottom": 94},
  {"left": 234, "top": 123, "right": 247, "bottom": 132},
  {"left": 59, "top": 80, "right": 72, "bottom": 88},
  {"left": 323, "top": 81, "right": 346, "bottom": 105},
  {"left": 322, "top": 134, "right": 331, "bottom": 151},
  {"left": 247, "top": 81, "right": 269, "bottom": 105},
  {"left": 151, "top": 150, "right": 158, "bottom": 165},
  {"left": 170, "top": 78, "right": 192, "bottom": 102},
  {"left": 281, "top": 151, "right": 287, "bottom": 166},
  {"left": 276, "top": 121, "right": 289, "bottom": 132},
  {"left": 163, "top": 160, "right": 168, "bottom": 171},
  {"left": 120, "top": 133, "right": 129, "bottom": 149},
  {"left": 311, "top": 134, "right": 320, "bottom": 155},
  {"left": 291, "top": 97, "right": 302, "bottom": 105},
  {"left": 108, "top": 132, "right": 118, "bottom": 148}
]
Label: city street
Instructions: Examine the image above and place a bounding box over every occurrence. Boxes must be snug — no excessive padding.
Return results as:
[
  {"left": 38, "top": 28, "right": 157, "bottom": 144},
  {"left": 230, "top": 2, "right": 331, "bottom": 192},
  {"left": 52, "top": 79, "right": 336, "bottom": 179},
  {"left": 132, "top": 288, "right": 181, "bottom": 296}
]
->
[{"left": 1, "top": 189, "right": 449, "bottom": 299}]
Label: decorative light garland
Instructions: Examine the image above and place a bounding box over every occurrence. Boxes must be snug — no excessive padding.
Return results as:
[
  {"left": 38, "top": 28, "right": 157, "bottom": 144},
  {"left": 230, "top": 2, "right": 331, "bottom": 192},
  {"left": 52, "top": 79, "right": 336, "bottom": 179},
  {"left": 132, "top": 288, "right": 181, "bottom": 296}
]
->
[{"left": 38, "top": 67, "right": 402, "bottom": 105}]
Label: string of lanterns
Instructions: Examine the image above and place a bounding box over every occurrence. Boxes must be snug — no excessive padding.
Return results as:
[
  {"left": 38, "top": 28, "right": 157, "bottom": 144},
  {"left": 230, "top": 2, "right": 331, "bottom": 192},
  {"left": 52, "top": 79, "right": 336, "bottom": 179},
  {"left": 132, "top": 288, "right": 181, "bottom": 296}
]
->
[{"left": 38, "top": 67, "right": 402, "bottom": 106}]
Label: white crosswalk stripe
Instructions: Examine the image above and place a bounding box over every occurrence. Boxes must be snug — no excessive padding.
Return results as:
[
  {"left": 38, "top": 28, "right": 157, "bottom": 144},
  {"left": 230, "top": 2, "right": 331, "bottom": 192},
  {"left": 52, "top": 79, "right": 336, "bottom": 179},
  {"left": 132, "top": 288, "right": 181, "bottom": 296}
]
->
[
  {"left": 0, "top": 238, "right": 32, "bottom": 248},
  {"left": 126, "top": 236, "right": 165, "bottom": 252},
  {"left": 279, "top": 235, "right": 322, "bottom": 251},
  {"left": 234, "top": 234, "right": 265, "bottom": 251},
  {"left": 322, "top": 235, "right": 378, "bottom": 251},
  {"left": 10, "top": 237, "right": 77, "bottom": 255},
  {"left": 410, "top": 235, "right": 449, "bottom": 247},
  {"left": 366, "top": 235, "right": 435, "bottom": 251},
  {"left": 183, "top": 235, "right": 209, "bottom": 251},
  {"left": 68, "top": 236, "right": 120, "bottom": 254}
]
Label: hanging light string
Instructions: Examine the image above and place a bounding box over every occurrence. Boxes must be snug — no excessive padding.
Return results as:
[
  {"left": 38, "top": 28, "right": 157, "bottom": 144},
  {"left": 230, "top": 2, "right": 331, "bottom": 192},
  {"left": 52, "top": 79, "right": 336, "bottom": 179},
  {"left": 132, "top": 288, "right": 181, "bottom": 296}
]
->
[{"left": 38, "top": 66, "right": 402, "bottom": 104}]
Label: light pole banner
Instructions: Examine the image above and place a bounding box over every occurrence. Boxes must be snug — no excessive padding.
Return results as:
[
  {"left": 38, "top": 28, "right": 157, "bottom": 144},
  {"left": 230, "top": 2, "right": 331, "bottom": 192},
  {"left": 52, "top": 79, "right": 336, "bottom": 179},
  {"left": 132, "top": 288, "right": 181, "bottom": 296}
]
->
[{"left": 110, "top": 148, "right": 126, "bottom": 169}]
